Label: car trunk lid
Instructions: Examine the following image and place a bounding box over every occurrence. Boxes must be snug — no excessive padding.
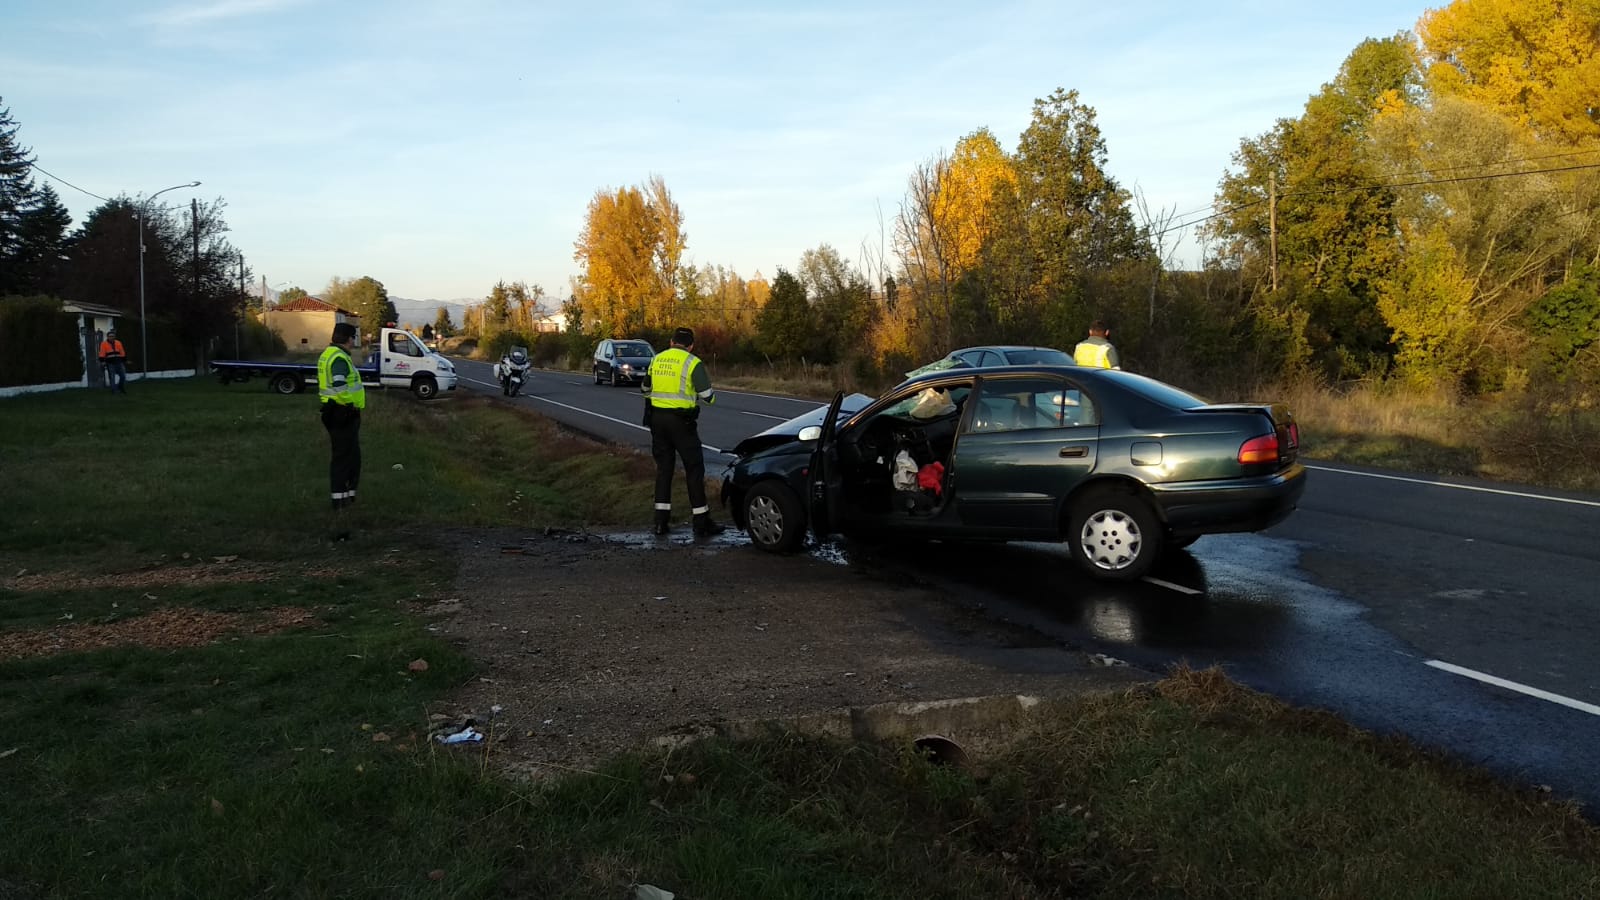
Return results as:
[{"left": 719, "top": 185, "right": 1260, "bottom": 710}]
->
[{"left": 1190, "top": 402, "right": 1300, "bottom": 467}]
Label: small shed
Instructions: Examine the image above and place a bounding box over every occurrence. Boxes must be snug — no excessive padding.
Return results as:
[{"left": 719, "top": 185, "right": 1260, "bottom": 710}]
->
[{"left": 61, "top": 301, "right": 126, "bottom": 388}]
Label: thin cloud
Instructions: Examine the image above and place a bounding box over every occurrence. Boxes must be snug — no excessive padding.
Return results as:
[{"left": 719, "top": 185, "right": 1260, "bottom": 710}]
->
[{"left": 146, "top": 0, "right": 308, "bottom": 27}]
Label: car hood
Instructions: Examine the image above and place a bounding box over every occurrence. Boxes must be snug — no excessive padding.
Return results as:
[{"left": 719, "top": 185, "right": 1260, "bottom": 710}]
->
[
  {"left": 614, "top": 354, "right": 653, "bottom": 365},
  {"left": 730, "top": 393, "right": 875, "bottom": 457}
]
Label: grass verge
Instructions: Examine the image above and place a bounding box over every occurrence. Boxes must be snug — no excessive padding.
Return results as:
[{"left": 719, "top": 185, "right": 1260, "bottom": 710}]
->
[{"left": 1, "top": 378, "right": 1596, "bottom": 898}]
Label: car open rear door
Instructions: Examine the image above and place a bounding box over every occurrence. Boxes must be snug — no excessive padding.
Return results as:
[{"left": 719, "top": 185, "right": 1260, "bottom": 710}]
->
[{"left": 806, "top": 391, "right": 846, "bottom": 542}]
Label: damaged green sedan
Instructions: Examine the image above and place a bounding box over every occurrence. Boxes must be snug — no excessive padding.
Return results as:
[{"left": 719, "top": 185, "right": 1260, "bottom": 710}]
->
[{"left": 721, "top": 365, "right": 1306, "bottom": 580}]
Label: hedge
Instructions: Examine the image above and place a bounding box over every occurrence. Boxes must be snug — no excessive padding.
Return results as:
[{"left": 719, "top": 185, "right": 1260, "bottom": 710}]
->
[{"left": 0, "top": 296, "right": 84, "bottom": 387}]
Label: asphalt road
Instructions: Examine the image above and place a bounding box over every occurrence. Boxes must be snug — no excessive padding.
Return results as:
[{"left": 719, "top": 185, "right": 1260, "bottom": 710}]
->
[{"left": 451, "top": 358, "right": 1600, "bottom": 814}]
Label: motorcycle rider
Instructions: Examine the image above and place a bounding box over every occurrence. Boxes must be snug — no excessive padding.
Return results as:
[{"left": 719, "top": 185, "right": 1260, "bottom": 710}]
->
[{"left": 497, "top": 345, "right": 530, "bottom": 396}]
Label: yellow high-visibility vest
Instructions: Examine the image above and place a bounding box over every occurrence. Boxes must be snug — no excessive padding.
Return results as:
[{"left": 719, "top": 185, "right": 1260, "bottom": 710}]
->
[
  {"left": 1074, "top": 339, "right": 1113, "bottom": 369},
  {"left": 317, "top": 345, "right": 367, "bottom": 409},
  {"left": 647, "top": 347, "right": 701, "bottom": 409}
]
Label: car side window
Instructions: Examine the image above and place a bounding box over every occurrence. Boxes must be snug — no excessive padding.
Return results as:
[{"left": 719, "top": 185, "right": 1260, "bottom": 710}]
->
[
  {"left": 964, "top": 377, "right": 1098, "bottom": 433},
  {"left": 953, "top": 351, "right": 981, "bottom": 367},
  {"left": 980, "top": 350, "right": 1005, "bottom": 368}
]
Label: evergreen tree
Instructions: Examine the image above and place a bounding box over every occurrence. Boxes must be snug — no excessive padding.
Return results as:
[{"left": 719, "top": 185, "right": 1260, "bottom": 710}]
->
[{"left": 0, "top": 99, "right": 70, "bottom": 297}]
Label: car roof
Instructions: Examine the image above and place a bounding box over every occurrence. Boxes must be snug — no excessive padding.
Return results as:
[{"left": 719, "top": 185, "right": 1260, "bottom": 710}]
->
[
  {"left": 900, "top": 363, "right": 1097, "bottom": 388},
  {"left": 952, "top": 345, "right": 1063, "bottom": 355}
]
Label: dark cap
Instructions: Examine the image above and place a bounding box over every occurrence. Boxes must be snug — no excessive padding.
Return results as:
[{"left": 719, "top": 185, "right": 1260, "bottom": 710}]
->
[
  {"left": 672, "top": 327, "right": 695, "bottom": 346},
  {"left": 332, "top": 322, "right": 358, "bottom": 344}
]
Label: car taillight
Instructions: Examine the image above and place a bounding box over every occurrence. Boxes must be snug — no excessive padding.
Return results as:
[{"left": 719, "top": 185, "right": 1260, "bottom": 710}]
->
[
  {"left": 1238, "top": 433, "right": 1280, "bottom": 464},
  {"left": 1288, "top": 422, "right": 1300, "bottom": 448}
]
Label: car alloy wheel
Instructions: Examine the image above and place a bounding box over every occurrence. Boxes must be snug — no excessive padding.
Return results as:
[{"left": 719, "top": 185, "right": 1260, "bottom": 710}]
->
[
  {"left": 1069, "top": 487, "right": 1161, "bottom": 580},
  {"left": 744, "top": 481, "right": 805, "bottom": 552}
]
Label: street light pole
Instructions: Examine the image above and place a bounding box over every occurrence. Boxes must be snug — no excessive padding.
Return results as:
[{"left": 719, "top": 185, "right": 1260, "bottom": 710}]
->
[{"left": 137, "top": 181, "right": 201, "bottom": 379}]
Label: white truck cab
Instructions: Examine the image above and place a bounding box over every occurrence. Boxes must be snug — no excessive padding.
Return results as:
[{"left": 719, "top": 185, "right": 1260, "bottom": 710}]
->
[{"left": 369, "top": 327, "right": 458, "bottom": 399}]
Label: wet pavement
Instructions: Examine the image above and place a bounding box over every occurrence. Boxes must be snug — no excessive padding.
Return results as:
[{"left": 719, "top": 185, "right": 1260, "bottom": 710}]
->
[{"left": 832, "top": 533, "right": 1600, "bottom": 817}]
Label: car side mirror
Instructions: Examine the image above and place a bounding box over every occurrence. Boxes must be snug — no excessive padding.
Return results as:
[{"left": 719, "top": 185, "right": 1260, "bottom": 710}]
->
[{"left": 798, "top": 425, "right": 822, "bottom": 442}]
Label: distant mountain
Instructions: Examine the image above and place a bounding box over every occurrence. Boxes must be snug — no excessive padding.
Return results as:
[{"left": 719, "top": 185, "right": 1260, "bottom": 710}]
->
[{"left": 389, "top": 296, "right": 473, "bottom": 329}]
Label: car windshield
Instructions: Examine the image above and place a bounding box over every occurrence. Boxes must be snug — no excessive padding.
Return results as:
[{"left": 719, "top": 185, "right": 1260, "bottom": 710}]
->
[
  {"left": 1002, "top": 348, "right": 1073, "bottom": 365},
  {"left": 615, "top": 342, "right": 653, "bottom": 357},
  {"left": 1101, "top": 370, "right": 1211, "bottom": 408}
]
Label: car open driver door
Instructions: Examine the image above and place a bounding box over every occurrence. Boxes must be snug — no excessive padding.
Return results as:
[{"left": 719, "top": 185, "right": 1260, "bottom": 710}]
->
[{"left": 806, "top": 391, "right": 846, "bottom": 543}]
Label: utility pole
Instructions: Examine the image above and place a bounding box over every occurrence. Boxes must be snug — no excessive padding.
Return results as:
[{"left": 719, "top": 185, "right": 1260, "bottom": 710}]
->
[
  {"left": 1268, "top": 171, "right": 1279, "bottom": 293},
  {"left": 236, "top": 252, "right": 246, "bottom": 357}
]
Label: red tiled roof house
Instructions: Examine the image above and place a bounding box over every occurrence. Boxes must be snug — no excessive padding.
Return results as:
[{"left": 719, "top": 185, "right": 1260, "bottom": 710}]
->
[{"left": 264, "top": 296, "right": 362, "bottom": 351}]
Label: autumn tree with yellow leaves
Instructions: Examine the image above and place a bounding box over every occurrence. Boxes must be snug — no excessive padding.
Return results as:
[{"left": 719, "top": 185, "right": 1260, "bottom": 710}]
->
[{"left": 572, "top": 175, "right": 686, "bottom": 336}]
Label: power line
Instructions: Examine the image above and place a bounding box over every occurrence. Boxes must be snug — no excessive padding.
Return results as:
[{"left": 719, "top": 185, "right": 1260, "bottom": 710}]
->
[
  {"left": 24, "top": 161, "right": 111, "bottom": 203},
  {"left": 1152, "top": 161, "right": 1600, "bottom": 237}
]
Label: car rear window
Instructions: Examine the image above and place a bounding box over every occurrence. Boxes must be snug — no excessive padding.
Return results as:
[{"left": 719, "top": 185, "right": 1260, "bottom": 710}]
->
[
  {"left": 1100, "top": 370, "right": 1211, "bottom": 408},
  {"left": 998, "top": 349, "right": 1075, "bottom": 366}
]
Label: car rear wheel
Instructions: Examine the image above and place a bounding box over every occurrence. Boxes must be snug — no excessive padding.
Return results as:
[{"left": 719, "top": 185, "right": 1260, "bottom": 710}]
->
[
  {"left": 1068, "top": 487, "right": 1162, "bottom": 580},
  {"left": 269, "top": 373, "right": 300, "bottom": 395},
  {"left": 744, "top": 481, "right": 806, "bottom": 553}
]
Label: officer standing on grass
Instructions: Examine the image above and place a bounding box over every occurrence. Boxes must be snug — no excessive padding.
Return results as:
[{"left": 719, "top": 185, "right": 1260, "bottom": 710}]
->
[
  {"left": 642, "top": 327, "right": 725, "bottom": 538},
  {"left": 318, "top": 322, "right": 366, "bottom": 538}
]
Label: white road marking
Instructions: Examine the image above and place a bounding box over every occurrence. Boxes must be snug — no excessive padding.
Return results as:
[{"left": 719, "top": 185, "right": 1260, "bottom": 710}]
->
[
  {"left": 717, "top": 389, "right": 824, "bottom": 404},
  {"left": 1425, "top": 660, "right": 1600, "bottom": 717},
  {"left": 1141, "top": 576, "right": 1203, "bottom": 595},
  {"left": 463, "top": 376, "right": 724, "bottom": 455},
  {"left": 740, "top": 410, "right": 787, "bottom": 420},
  {"left": 1304, "top": 464, "right": 1600, "bottom": 508}
]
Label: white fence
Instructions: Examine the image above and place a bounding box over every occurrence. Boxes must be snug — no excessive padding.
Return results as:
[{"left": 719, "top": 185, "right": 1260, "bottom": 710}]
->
[{"left": 0, "top": 369, "right": 198, "bottom": 399}]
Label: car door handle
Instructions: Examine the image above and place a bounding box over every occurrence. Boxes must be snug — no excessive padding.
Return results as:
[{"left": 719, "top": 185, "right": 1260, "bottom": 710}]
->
[{"left": 1059, "top": 445, "right": 1088, "bottom": 458}]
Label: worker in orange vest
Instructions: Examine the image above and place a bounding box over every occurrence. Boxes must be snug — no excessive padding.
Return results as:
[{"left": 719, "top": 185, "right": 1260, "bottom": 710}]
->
[{"left": 98, "top": 329, "right": 129, "bottom": 393}]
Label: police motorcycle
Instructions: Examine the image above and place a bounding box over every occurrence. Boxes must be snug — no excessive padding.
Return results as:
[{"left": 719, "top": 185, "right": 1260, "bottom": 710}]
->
[{"left": 495, "top": 346, "right": 531, "bottom": 397}]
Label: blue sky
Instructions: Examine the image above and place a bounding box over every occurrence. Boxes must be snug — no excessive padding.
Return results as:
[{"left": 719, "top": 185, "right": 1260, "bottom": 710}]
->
[{"left": 6, "top": 0, "right": 1423, "bottom": 303}]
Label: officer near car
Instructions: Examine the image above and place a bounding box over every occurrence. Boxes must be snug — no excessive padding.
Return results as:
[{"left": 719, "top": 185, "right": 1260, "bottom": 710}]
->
[
  {"left": 642, "top": 327, "right": 724, "bottom": 538},
  {"left": 1074, "top": 319, "right": 1121, "bottom": 370},
  {"left": 318, "top": 322, "right": 366, "bottom": 538}
]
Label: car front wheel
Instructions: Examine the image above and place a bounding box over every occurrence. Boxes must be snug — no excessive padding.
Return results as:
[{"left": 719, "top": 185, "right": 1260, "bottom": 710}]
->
[
  {"left": 744, "top": 481, "right": 806, "bottom": 553},
  {"left": 1068, "top": 487, "right": 1162, "bottom": 580}
]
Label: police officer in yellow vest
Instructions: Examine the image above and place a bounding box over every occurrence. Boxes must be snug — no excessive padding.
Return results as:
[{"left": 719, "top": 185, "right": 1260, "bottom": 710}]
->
[
  {"left": 1073, "top": 319, "right": 1121, "bottom": 370},
  {"left": 317, "top": 322, "right": 366, "bottom": 528},
  {"left": 643, "top": 327, "right": 725, "bottom": 537}
]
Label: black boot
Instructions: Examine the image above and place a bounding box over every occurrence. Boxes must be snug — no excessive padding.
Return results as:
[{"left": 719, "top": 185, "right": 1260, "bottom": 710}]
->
[
  {"left": 692, "top": 513, "right": 726, "bottom": 537},
  {"left": 653, "top": 509, "right": 671, "bottom": 536}
]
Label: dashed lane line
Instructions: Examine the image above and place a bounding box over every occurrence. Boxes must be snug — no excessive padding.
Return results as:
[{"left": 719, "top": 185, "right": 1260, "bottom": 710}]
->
[
  {"left": 1425, "top": 660, "right": 1600, "bottom": 717},
  {"left": 462, "top": 376, "right": 726, "bottom": 456},
  {"left": 1141, "top": 576, "right": 1203, "bottom": 595}
]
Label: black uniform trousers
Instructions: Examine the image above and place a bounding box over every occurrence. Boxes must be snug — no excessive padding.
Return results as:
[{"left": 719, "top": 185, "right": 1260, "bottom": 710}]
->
[
  {"left": 650, "top": 406, "right": 708, "bottom": 511},
  {"left": 321, "top": 402, "right": 362, "bottom": 508}
]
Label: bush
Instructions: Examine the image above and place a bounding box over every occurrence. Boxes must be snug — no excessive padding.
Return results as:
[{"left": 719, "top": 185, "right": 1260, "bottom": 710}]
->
[
  {"left": 478, "top": 330, "right": 537, "bottom": 362},
  {"left": 0, "top": 295, "right": 82, "bottom": 387},
  {"left": 529, "top": 332, "right": 568, "bottom": 367}
]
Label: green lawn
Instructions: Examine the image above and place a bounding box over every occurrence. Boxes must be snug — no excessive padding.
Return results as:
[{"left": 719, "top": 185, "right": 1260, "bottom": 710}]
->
[{"left": 1, "top": 379, "right": 1596, "bottom": 899}]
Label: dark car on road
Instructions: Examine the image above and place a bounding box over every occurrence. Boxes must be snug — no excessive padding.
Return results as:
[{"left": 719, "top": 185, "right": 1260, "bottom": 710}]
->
[
  {"left": 721, "top": 365, "right": 1306, "bottom": 580},
  {"left": 592, "top": 339, "right": 655, "bottom": 386},
  {"left": 905, "top": 345, "right": 1076, "bottom": 378}
]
